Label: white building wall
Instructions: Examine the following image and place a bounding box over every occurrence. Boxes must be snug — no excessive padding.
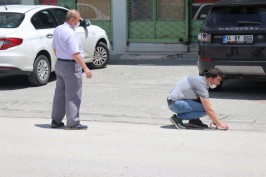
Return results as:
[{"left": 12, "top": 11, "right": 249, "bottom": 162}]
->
[{"left": 111, "top": 0, "right": 127, "bottom": 55}]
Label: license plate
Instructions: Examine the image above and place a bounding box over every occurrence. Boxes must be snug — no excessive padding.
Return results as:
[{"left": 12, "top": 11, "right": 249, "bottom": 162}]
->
[{"left": 223, "top": 35, "right": 253, "bottom": 44}]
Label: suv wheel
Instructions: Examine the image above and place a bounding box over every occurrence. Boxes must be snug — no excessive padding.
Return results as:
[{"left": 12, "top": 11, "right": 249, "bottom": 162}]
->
[
  {"left": 90, "top": 42, "right": 109, "bottom": 69},
  {"left": 28, "top": 55, "right": 50, "bottom": 86}
]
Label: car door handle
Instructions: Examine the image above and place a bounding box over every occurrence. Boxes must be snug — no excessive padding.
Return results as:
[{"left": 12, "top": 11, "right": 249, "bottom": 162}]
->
[{"left": 46, "top": 34, "right": 53, "bottom": 38}]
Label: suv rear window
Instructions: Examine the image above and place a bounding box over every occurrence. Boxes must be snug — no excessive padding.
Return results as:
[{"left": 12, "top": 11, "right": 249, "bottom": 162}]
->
[
  {"left": 206, "top": 6, "right": 266, "bottom": 27},
  {"left": 0, "top": 13, "right": 24, "bottom": 28}
]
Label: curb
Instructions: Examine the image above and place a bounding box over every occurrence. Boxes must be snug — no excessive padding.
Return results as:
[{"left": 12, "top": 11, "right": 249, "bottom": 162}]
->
[{"left": 111, "top": 52, "right": 197, "bottom": 61}]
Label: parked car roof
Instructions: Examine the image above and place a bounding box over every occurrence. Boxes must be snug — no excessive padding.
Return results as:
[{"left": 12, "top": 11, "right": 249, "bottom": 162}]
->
[
  {"left": 214, "top": 0, "right": 266, "bottom": 6},
  {"left": 0, "top": 5, "right": 62, "bottom": 13}
]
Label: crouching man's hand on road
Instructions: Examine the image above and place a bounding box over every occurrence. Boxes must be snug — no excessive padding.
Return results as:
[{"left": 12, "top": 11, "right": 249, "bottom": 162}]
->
[{"left": 215, "top": 122, "right": 229, "bottom": 130}]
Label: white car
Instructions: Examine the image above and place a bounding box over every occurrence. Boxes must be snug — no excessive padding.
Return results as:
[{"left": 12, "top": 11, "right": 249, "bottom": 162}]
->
[{"left": 0, "top": 5, "right": 110, "bottom": 86}]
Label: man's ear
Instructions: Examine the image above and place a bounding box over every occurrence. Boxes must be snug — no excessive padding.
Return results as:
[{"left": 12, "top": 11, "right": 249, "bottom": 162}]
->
[{"left": 206, "top": 77, "right": 211, "bottom": 85}]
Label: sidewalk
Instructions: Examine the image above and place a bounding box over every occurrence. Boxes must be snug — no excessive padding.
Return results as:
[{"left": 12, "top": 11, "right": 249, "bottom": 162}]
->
[
  {"left": 112, "top": 51, "right": 198, "bottom": 59},
  {"left": 0, "top": 117, "right": 265, "bottom": 177},
  {"left": 110, "top": 51, "right": 198, "bottom": 65}
]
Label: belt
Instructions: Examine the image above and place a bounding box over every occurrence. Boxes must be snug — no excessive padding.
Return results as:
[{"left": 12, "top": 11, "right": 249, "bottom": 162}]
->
[{"left": 57, "top": 58, "right": 76, "bottom": 63}]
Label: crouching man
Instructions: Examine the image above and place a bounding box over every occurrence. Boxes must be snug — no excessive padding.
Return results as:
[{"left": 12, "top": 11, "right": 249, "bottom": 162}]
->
[{"left": 167, "top": 68, "right": 228, "bottom": 130}]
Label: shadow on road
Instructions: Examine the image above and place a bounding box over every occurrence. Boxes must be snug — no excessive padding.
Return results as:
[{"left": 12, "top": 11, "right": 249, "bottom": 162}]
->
[
  {"left": 0, "top": 72, "right": 56, "bottom": 90},
  {"left": 34, "top": 124, "right": 65, "bottom": 130},
  {"left": 160, "top": 125, "right": 221, "bottom": 131},
  {"left": 210, "top": 79, "right": 266, "bottom": 100},
  {"left": 0, "top": 75, "right": 30, "bottom": 90},
  {"left": 160, "top": 125, "right": 177, "bottom": 129}
]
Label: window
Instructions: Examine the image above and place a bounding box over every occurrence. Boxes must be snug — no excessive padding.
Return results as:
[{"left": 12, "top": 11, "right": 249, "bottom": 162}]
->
[
  {"left": 206, "top": 6, "right": 266, "bottom": 27},
  {"left": 193, "top": 4, "right": 212, "bottom": 20},
  {"left": 130, "top": 0, "right": 153, "bottom": 20},
  {"left": 0, "top": 13, "right": 24, "bottom": 28},
  {"left": 157, "top": 0, "right": 184, "bottom": 20},
  {"left": 51, "top": 8, "right": 67, "bottom": 25},
  {"left": 31, "top": 10, "right": 57, "bottom": 29}
]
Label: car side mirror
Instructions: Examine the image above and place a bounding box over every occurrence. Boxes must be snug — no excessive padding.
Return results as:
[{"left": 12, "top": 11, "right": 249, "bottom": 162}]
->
[{"left": 81, "top": 19, "right": 91, "bottom": 27}]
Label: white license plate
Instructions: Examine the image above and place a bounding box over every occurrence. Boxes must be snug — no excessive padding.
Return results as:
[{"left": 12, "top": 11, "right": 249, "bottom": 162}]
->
[{"left": 223, "top": 35, "right": 253, "bottom": 44}]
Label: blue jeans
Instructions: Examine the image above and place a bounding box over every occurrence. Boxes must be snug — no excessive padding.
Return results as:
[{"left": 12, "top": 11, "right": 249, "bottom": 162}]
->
[{"left": 168, "top": 100, "right": 207, "bottom": 120}]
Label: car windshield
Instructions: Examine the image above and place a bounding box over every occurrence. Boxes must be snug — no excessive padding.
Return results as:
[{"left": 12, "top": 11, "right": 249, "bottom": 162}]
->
[
  {"left": 206, "top": 5, "right": 266, "bottom": 27},
  {"left": 0, "top": 13, "right": 24, "bottom": 28}
]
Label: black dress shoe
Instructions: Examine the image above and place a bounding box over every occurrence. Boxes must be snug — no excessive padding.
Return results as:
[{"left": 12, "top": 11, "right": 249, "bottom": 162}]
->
[
  {"left": 65, "top": 124, "right": 88, "bottom": 130},
  {"left": 51, "top": 120, "right": 65, "bottom": 128}
]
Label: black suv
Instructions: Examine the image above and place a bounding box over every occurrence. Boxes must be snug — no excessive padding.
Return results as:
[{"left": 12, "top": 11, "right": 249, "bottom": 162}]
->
[{"left": 198, "top": 0, "right": 266, "bottom": 81}]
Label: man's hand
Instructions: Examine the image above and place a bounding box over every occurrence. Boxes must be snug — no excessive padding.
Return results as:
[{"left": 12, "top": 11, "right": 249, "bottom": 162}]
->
[
  {"left": 200, "top": 97, "right": 229, "bottom": 130},
  {"left": 84, "top": 68, "right": 92, "bottom": 79},
  {"left": 216, "top": 122, "right": 229, "bottom": 130},
  {"left": 72, "top": 53, "right": 92, "bottom": 79}
]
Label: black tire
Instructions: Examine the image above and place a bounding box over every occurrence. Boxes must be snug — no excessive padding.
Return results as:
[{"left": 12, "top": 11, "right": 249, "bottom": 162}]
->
[
  {"left": 28, "top": 55, "right": 50, "bottom": 86},
  {"left": 89, "top": 42, "right": 109, "bottom": 69}
]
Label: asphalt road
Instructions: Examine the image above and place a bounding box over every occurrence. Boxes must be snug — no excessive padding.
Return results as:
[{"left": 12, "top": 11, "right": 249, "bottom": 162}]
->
[
  {"left": 0, "top": 55, "right": 266, "bottom": 176},
  {"left": 1, "top": 56, "right": 266, "bottom": 130}
]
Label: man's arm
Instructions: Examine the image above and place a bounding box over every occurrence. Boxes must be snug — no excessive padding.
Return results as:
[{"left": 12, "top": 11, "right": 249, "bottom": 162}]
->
[
  {"left": 72, "top": 52, "right": 92, "bottom": 79},
  {"left": 200, "top": 97, "right": 228, "bottom": 129}
]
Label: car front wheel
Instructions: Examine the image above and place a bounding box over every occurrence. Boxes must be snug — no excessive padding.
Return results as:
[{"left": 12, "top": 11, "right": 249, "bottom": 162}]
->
[
  {"left": 28, "top": 55, "right": 50, "bottom": 86},
  {"left": 90, "top": 42, "right": 109, "bottom": 69}
]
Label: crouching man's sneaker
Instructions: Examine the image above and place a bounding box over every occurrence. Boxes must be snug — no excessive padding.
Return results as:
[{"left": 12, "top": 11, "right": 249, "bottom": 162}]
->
[
  {"left": 169, "top": 114, "right": 186, "bottom": 129},
  {"left": 65, "top": 124, "right": 88, "bottom": 130},
  {"left": 51, "top": 120, "right": 65, "bottom": 128},
  {"left": 188, "top": 118, "right": 208, "bottom": 128}
]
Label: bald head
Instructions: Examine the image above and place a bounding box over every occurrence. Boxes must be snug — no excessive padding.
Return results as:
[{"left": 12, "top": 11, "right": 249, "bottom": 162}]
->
[
  {"left": 65, "top": 9, "right": 80, "bottom": 21},
  {"left": 65, "top": 9, "right": 81, "bottom": 28}
]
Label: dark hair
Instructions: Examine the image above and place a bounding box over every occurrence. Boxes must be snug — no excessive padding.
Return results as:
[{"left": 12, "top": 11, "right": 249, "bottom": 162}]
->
[{"left": 205, "top": 68, "right": 225, "bottom": 79}]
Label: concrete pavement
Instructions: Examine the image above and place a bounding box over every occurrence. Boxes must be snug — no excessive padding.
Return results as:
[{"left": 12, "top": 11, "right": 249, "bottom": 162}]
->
[
  {"left": 0, "top": 117, "right": 265, "bottom": 177},
  {"left": 0, "top": 53, "right": 266, "bottom": 176}
]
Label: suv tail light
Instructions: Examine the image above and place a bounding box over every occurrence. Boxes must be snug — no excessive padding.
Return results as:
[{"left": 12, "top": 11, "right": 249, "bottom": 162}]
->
[
  {"left": 0, "top": 38, "right": 23, "bottom": 50},
  {"left": 198, "top": 32, "right": 211, "bottom": 42},
  {"left": 199, "top": 58, "right": 213, "bottom": 61}
]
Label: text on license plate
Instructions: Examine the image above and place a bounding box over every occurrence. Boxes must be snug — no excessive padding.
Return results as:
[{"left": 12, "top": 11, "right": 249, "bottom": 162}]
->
[{"left": 223, "top": 35, "right": 253, "bottom": 44}]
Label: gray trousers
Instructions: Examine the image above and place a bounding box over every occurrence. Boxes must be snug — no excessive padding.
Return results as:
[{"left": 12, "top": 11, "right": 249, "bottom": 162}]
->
[{"left": 51, "top": 60, "right": 82, "bottom": 127}]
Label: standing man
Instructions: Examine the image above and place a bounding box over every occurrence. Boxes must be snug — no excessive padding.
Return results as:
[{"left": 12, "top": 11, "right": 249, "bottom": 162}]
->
[
  {"left": 167, "top": 68, "right": 228, "bottom": 130},
  {"left": 50, "top": 10, "right": 92, "bottom": 130}
]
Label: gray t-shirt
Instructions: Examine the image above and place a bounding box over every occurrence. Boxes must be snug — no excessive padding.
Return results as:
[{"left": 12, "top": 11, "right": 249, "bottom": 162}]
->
[{"left": 168, "top": 75, "right": 209, "bottom": 101}]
